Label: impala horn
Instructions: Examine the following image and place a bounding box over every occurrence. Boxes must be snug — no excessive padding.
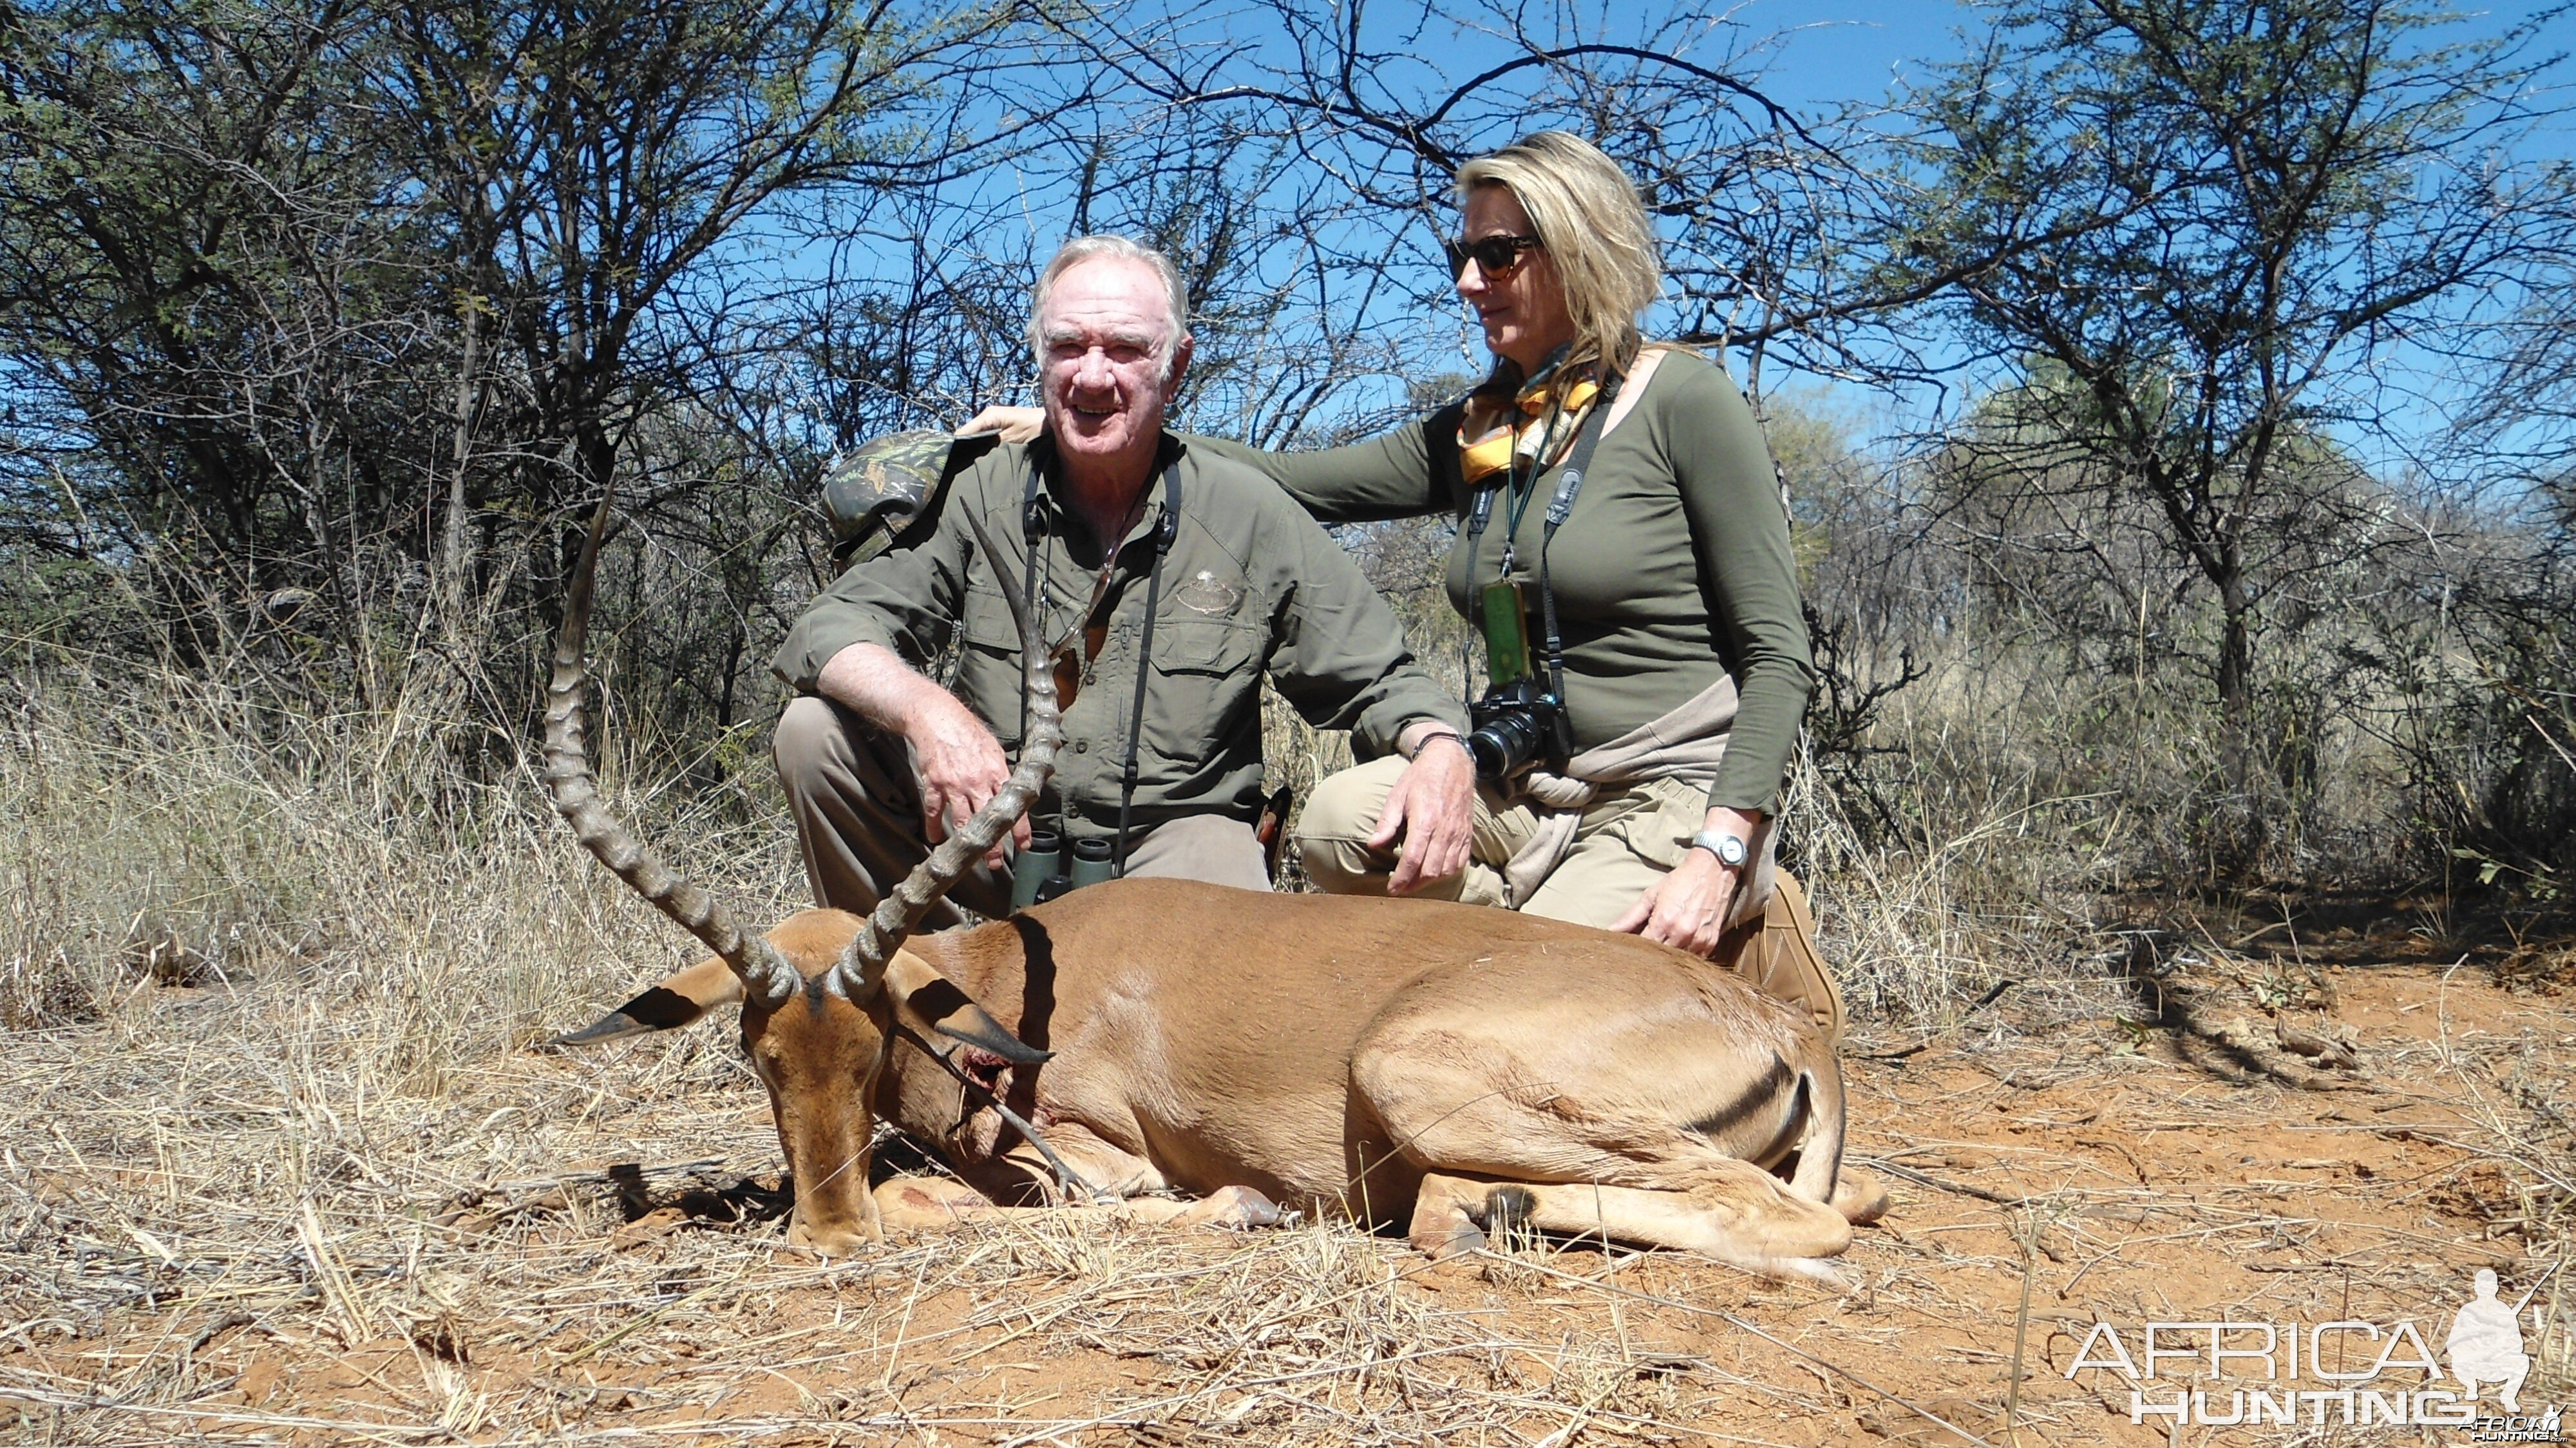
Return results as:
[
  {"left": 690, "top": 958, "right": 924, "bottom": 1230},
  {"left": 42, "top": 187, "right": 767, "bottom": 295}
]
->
[
  {"left": 826, "top": 506, "right": 1058, "bottom": 1070},
  {"left": 542, "top": 492, "right": 802, "bottom": 1007}
]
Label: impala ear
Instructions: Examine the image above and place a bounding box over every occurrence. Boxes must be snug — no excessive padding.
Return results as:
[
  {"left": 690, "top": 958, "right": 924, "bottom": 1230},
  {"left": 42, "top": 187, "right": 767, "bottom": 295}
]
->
[
  {"left": 547, "top": 956, "right": 747, "bottom": 1047},
  {"left": 884, "top": 949, "right": 1050, "bottom": 1067}
]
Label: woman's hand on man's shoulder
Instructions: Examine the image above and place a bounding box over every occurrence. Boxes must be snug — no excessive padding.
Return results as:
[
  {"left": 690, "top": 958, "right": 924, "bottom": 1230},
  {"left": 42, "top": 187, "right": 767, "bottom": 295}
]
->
[{"left": 960, "top": 406, "right": 1046, "bottom": 443}]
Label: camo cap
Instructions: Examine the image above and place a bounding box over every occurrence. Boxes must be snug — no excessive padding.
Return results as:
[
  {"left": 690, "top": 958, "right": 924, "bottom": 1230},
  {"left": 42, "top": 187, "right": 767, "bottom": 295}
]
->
[{"left": 822, "top": 429, "right": 999, "bottom": 567}]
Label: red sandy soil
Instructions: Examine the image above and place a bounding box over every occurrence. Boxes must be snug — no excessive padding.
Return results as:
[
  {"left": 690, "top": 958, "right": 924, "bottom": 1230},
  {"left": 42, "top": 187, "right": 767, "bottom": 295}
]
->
[{"left": 6, "top": 942, "right": 2570, "bottom": 1447}]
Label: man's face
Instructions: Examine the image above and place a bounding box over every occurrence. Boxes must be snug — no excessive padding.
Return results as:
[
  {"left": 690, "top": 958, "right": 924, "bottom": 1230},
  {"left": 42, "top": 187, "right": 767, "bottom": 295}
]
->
[{"left": 1037, "top": 256, "right": 1189, "bottom": 478}]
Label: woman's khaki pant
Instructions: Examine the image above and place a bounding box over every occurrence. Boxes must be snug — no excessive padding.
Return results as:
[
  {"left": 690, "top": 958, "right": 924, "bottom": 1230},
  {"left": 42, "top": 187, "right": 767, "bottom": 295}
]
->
[{"left": 1296, "top": 754, "right": 1845, "bottom": 1042}]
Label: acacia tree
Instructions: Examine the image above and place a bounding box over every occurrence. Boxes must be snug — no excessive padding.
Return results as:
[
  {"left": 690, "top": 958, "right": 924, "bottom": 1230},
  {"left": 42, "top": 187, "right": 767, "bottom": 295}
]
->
[
  {"left": 369, "top": 0, "right": 1041, "bottom": 648},
  {"left": 0, "top": 0, "right": 446, "bottom": 696},
  {"left": 1895, "top": 0, "right": 2575, "bottom": 862},
  {"left": 1025, "top": 0, "right": 1935, "bottom": 412},
  {"left": 0, "top": 0, "right": 1061, "bottom": 710}
]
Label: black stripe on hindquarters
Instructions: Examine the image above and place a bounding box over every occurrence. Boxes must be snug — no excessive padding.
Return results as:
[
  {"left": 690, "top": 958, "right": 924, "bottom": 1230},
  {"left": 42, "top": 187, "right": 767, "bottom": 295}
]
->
[{"left": 1685, "top": 1054, "right": 1794, "bottom": 1141}]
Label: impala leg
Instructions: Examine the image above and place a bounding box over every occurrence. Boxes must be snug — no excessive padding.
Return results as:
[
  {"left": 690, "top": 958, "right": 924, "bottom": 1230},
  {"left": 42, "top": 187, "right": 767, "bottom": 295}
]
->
[
  {"left": 873, "top": 1122, "right": 1284, "bottom": 1233},
  {"left": 1407, "top": 1172, "right": 1494, "bottom": 1259},
  {"left": 1831, "top": 1170, "right": 1890, "bottom": 1224},
  {"left": 1408, "top": 1167, "right": 1851, "bottom": 1284},
  {"left": 1482, "top": 1168, "right": 1850, "bottom": 1283},
  {"left": 873, "top": 1174, "right": 1007, "bottom": 1228},
  {"left": 1126, "top": 1186, "right": 1285, "bottom": 1229},
  {"left": 1354, "top": 1014, "right": 1854, "bottom": 1279},
  {"left": 1403, "top": 1143, "right": 1853, "bottom": 1281},
  {"left": 871, "top": 1176, "right": 1281, "bottom": 1230},
  {"left": 1356, "top": 1043, "right": 1814, "bottom": 1199}
]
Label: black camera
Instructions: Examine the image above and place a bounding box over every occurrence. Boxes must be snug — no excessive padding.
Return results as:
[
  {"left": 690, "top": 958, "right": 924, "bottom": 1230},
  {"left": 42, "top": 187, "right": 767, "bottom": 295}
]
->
[
  {"left": 1467, "top": 676, "right": 1573, "bottom": 783},
  {"left": 1466, "top": 576, "right": 1571, "bottom": 783}
]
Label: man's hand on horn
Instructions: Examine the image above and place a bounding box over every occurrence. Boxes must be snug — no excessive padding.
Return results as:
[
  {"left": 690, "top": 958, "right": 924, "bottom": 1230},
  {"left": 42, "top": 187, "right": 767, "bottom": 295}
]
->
[
  {"left": 819, "top": 641, "right": 1029, "bottom": 869},
  {"left": 904, "top": 692, "right": 1027, "bottom": 868}
]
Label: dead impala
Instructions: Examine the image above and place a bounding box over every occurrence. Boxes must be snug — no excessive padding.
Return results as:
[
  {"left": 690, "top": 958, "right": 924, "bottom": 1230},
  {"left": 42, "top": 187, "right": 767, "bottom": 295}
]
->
[{"left": 542, "top": 497, "right": 1879, "bottom": 1281}]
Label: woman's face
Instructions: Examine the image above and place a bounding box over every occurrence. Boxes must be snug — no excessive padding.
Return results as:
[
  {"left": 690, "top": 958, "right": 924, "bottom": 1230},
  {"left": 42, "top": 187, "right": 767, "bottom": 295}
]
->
[{"left": 1456, "top": 185, "right": 1576, "bottom": 376}]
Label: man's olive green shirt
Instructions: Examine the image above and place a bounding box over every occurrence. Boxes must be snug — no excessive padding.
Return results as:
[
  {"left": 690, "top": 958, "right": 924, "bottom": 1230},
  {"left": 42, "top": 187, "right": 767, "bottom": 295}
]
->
[
  {"left": 1186, "top": 350, "right": 1815, "bottom": 815},
  {"left": 773, "top": 434, "right": 1468, "bottom": 841}
]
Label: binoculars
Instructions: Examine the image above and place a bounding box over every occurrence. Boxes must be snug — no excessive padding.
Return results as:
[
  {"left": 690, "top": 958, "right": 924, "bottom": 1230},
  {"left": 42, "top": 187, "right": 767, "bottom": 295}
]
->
[{"left": 1008, "top": 828, "right": 1118, "bottom": 911}]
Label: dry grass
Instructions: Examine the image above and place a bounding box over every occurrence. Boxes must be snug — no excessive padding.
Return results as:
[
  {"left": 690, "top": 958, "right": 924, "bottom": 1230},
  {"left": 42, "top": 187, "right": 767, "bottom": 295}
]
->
[
  {"left": 2, "top": 667, "right": 800, "bottom": 1050},
  {"left": 8, "top": 935, "right": 2572, "bottom": 1445},
  {"left": 0, "top": 859, "right": 1897, "bottom": 1446},
  {"left": 8, "top": 672, "right": 2574, "bottom": 1445}
]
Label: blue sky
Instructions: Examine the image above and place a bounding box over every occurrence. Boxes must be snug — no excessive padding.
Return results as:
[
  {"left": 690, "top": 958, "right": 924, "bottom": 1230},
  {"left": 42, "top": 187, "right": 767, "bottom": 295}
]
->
[
  {"left": 1754, "top": 1, "right": 2570, "bottom": 122},
  {"left": 1736, "top": 1, "right": 2576, "bottom": 460},
  {"left": 1751, "top": 0, "right": 1973, "bottom": 113},
  {"left": 786, "top": 0, "right": 2576, "bottom": 464}
]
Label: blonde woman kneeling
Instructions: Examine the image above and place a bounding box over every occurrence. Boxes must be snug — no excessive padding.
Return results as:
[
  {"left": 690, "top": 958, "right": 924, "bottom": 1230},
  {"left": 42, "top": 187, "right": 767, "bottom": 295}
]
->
[{"left": 976, "top": 132, "right": 1840, "bottom": 1039}]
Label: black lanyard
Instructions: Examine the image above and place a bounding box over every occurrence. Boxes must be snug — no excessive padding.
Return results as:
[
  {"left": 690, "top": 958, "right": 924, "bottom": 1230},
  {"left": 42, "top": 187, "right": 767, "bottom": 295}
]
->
[
  {"left": 1463, "top": 371, "right": 1622, "bottom": 704},
  {"left": 1016, "top": 459, "right": 1181, "bottom": 875}
]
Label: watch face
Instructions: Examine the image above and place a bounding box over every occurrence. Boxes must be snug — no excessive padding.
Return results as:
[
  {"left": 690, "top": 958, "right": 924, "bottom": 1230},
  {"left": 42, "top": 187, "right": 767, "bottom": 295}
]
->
[{"left": 1696, "top": 830, "right": 1748, "bottom": 867}]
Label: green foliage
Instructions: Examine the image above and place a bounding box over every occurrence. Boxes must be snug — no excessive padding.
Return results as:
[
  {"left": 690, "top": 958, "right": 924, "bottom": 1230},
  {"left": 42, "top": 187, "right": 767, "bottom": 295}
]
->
[
  {"left": 0, "top": 0, "right": 439, "bottom": 674},
  {"left": 5, "top": 0, "right": 2575, "bottom": 944},
  {"left": 1889, "top": 0, "right": 2576, "bottom": 868}
]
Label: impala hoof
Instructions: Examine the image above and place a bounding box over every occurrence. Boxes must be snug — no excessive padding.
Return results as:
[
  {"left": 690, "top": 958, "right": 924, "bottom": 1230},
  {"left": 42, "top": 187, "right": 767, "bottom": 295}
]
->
[
  {"left": 1410, "top": 1216, "right": 1488, "bottom": 1261},
  {"left": 1483, "top": 1183, "right": 1538, "bottom": 1235},
  {"left": 1830, "top": 1170, "right": 1891, "bottom": 1225},
  {"left": 1779, "top": 1256, "right": 1853, "bottom": 1291},
  {"left": 1175, "top": 1185, "right": 1283, "bottom": 1230},
  {"left": 784, "top": 1214, "right": 883, "bottom": 1259}
]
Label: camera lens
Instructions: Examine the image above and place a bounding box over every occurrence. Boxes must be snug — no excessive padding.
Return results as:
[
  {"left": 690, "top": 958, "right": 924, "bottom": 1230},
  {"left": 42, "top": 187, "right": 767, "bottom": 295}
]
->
[
  {"left": 1467, "top": 678, "right": 1569, "bottom": 783},
  {"left": 1467, "top": 711, "right": 1540, "bottom": 781}
]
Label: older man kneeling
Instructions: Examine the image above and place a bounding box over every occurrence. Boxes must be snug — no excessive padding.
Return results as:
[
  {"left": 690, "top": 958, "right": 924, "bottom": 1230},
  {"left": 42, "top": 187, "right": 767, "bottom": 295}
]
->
[{"left": 770, "top": 236, "right": 1473, "bottom": 923}]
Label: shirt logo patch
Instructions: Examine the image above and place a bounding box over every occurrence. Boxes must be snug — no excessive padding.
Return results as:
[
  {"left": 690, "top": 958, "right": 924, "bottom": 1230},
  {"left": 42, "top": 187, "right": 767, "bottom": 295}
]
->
[{"left": 1173, "top": 569, "right": 1244, "bottom": 616}]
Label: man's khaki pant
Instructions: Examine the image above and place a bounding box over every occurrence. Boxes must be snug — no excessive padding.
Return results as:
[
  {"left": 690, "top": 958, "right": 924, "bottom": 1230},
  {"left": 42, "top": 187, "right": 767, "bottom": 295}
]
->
[
  {"left": 1296, "top": 754, "right": 1845, "bottom": 1041},
  {"left": 773, "top": 696, "right": 1270, "bottom": 926}
]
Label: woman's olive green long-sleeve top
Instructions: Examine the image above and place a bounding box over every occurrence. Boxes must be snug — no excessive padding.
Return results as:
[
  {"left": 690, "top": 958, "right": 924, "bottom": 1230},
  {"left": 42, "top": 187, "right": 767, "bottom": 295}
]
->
[{"left": 1189, "top": 350, "right": 1813, "bottom": 815}]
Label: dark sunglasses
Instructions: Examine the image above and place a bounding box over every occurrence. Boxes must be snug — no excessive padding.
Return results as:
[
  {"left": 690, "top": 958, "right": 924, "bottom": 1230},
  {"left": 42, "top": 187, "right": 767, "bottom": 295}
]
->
[{"left": 1445, "top": 233, "right": 1542, "bottom": 280}]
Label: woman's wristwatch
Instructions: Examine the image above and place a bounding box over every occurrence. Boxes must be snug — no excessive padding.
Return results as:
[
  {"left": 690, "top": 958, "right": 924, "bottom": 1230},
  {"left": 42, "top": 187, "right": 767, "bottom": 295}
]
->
[{"left": 1689, "top": 828, "right": 1748, "bottom": 870}]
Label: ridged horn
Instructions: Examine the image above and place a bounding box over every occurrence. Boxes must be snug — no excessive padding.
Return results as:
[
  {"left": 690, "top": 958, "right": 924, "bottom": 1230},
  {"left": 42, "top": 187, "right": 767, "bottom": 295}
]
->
[
  {"left": 829, "top": 505, "right": 1062, "bottom": 1008},
  {"left": 542, "top": 492, "right": 802, "bottom": 1007}
]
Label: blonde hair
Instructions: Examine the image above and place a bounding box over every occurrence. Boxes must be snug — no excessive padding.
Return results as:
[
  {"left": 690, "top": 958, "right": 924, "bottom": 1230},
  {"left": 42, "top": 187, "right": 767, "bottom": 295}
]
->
[{"left": 1455, "top": 132, "right": 1662, "bottom": 376}]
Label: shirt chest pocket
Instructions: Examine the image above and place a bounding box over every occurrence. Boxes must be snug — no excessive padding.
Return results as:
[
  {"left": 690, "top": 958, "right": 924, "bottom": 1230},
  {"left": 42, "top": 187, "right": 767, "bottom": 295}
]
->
[
  {"left": 954, "top": 585, "right": 1027, "bottom": 744},
  {"left": 1139, "top": 614, "right": 1264, "bottom": 766},
  {"left": 961, "top": 584, "right": 1023, "bottom": 647}
]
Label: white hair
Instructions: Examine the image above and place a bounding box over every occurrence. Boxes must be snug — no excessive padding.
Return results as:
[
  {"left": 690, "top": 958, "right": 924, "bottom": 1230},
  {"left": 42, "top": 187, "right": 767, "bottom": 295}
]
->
[{"left": 1027, "top": 235, "right": 1191, "bottom": 382}]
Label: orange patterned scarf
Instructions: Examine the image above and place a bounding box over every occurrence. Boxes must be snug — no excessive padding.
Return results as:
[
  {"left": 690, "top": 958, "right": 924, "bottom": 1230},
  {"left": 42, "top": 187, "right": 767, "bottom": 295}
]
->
[{"left": 1456, "top": 354, "right": 1601, "bottom": 489}]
